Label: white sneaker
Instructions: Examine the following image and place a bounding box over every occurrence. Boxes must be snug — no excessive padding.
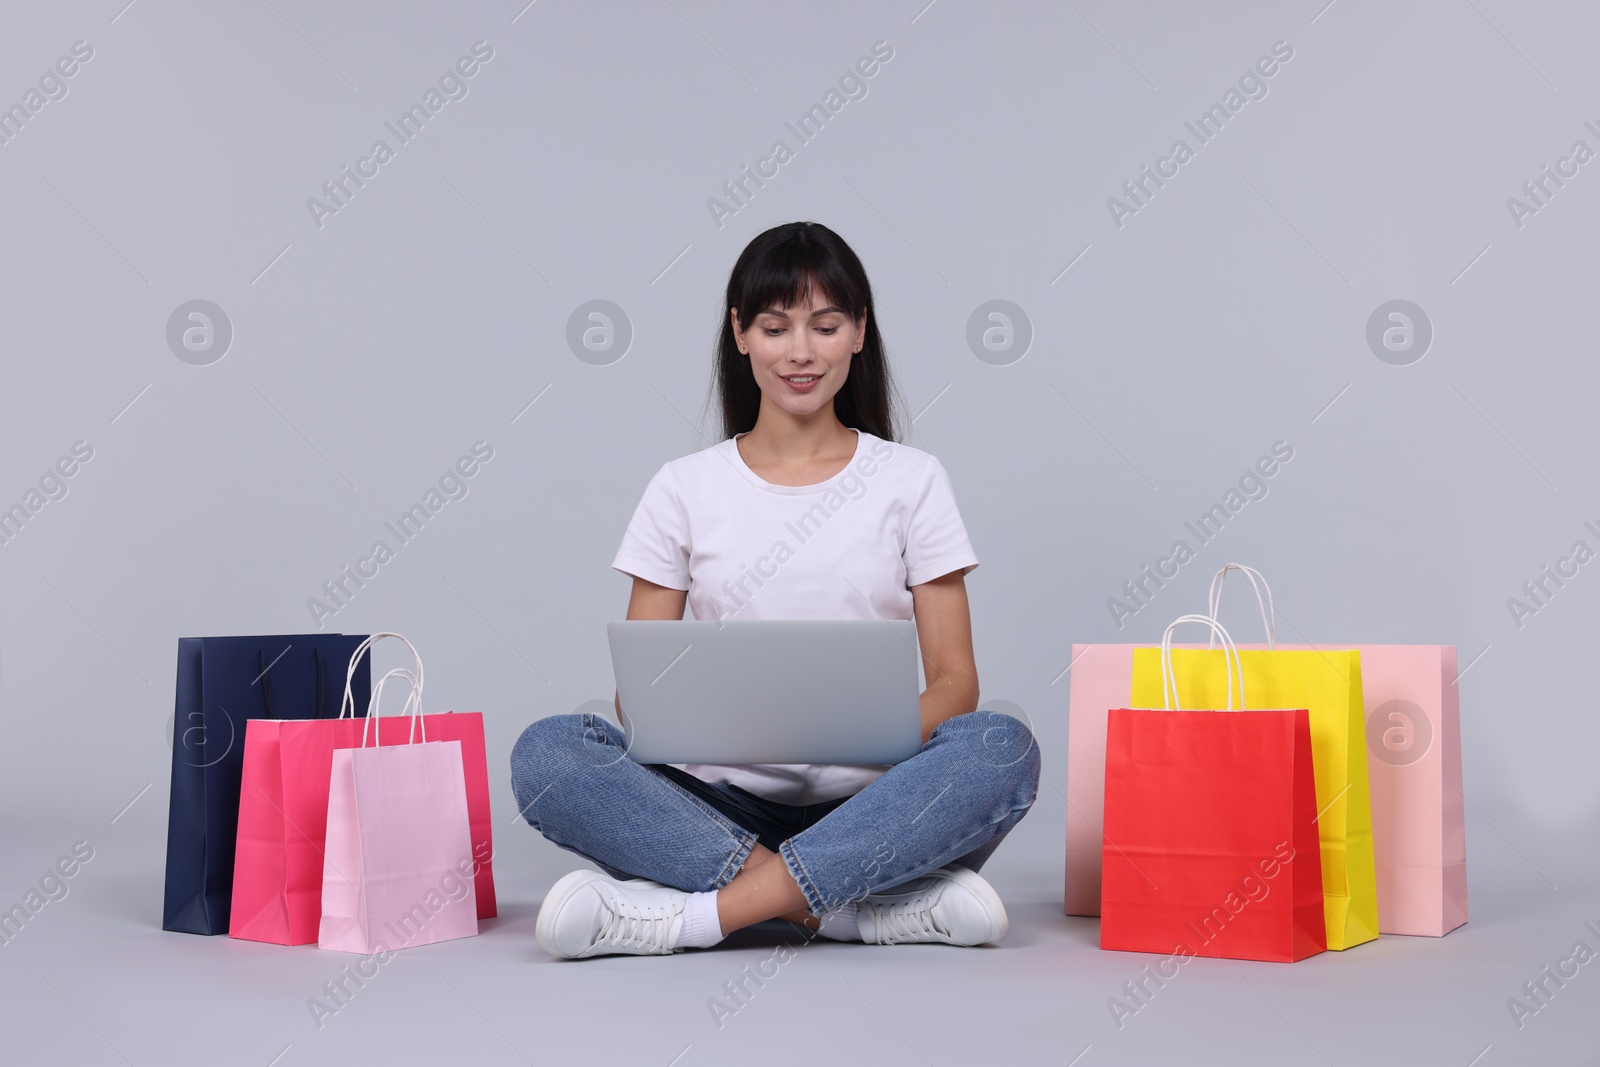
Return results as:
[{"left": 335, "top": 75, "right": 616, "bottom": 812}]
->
[
  {"left": 857, "top": 865, "right": 1009, "bottom": 946},
  {"left": 535, "top": 869, "right": 689, "bottom": 958}
]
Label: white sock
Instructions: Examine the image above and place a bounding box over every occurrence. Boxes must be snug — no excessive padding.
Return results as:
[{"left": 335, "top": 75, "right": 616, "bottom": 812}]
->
[
  {"left": 814, "top": 901, "right": 861, "bottom": 942},
  {"left": 676, "top": 890, "right": 725, "bottom": 949}
]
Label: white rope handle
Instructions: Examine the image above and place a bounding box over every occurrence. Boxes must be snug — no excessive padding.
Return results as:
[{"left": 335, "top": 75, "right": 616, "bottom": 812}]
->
[
  {"left": 1206, "top": 564, "right": 1276, "bottom": 650},
  {"left": 340, "top": 632, "right": 425, "bottom": 719},
  {"left": 1160, "top": 614, "right": 1246, "bottom": 710},
  {"left": 360, "top": 667, "right": 428, "bottom": 748}
]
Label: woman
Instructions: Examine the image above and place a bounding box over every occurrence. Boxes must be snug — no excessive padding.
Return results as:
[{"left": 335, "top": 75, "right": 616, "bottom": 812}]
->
[{"left": 510, "top": 221, "right": 1040, "bottom": 958}]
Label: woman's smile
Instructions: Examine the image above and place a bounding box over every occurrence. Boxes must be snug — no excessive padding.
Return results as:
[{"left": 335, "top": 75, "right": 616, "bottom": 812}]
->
[{"left": 780, "top": 372, "right": 822, "bottom": 392}]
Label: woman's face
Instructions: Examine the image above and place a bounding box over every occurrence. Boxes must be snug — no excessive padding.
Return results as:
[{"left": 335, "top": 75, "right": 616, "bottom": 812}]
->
[{"left": 732, "top": 288, "right": 865, "bottom": 419}]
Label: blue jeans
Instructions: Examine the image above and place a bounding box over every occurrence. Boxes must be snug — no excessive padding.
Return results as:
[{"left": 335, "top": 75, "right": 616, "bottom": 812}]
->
[{"left": 508, "top": 709, "right": 1041, "bottom": 916}]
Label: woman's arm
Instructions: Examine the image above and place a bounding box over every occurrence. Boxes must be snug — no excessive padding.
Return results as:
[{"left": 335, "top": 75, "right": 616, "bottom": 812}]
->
[
  {"left": 910, "top": 569, "right": 980, "bottom": 745},
  {"left": 614, "top": 576, "right": 689, "bottom": 722}
]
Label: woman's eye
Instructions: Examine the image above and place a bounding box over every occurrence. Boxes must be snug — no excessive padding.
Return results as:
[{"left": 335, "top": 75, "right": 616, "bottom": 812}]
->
[
  {"left": 762, "top": 327, "right": 784, "bottom": 336},
  {"left": 817, "top": 327, "right": 838, "bottom": 335}
]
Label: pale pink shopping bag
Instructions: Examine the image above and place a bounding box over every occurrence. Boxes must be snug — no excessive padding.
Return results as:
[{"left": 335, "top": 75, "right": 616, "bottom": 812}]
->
[
  {"left": 1204, "top": 566, "right": 1466, "bottom": 936},
  {"left": 1358, "top": 644, "right": 1467, "bottom": 936},
  {"left": 1063, "top": 565, "right": 1468, "bottom": 937},
  {"left": 319, "top": 668, "right": 478, "bottom": 953},
  {"left": 1064, "top": 643, "right": 1136, "bottom": 917}
]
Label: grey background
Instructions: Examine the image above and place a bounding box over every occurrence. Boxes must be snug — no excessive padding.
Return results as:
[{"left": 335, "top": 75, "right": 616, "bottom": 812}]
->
[{"left": 1, "top": 1, "right": 1596, "bottom": 1064}]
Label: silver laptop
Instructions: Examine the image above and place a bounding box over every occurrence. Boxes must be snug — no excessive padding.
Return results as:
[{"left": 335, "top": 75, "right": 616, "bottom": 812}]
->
[{"left": 606, "top": 619, "right": 923, "bottom": 764}]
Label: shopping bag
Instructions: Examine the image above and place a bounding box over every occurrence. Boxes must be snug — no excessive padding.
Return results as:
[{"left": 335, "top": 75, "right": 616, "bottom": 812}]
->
[
  {"left": 161, "top": 634, "right": 371, "bottom": 934},
  {"left": 1207, "top": 565, "right": 1466, "bottom": 936},
  {"left": 319, "top": 668, "right": 478, "bottom": 953},
  {"left": 1129, "top": 573, "right": 1380, "bottom": 951},
  {"left": 1064, "top": 643, "right": 1137, "bottom": 916},
  {"left": 229, "top": 634, "right": 496, "bottom": 945},
  {"left": 1102, "top": 616, "right": 1326, "bottom": 962}
]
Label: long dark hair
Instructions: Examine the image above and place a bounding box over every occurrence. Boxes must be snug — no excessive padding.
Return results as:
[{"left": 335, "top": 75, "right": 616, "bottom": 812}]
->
[{"left": 708, "top": 221, "right": 901, "bottom": 444}]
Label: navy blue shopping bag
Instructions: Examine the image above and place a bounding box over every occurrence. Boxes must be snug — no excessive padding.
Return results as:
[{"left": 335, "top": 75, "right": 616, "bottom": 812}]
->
[{"left": 161, "top": 635, "right": 371, "bottom": 934}]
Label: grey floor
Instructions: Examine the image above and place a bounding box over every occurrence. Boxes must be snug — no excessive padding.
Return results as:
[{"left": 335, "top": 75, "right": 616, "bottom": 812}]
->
[{"left": 2, "top": 813, "right": 1595, "bottom": 1067}]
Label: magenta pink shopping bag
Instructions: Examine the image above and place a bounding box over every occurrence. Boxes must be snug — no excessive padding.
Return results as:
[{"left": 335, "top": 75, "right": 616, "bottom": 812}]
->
[
  {"left": 230, "top": 635, "right": 496, "bottom": 946},
  {"left": 319, "top": 668, "right": 478, "bottom": 953}
]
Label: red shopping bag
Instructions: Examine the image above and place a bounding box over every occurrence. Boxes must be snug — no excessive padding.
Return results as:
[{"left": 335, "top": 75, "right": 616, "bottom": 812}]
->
[
  {"left": 1101, "top": 616, "right": 1326, "bottom": 963},
  {"left": 229, "top": 634, "right": 495, "bottom": 945}
]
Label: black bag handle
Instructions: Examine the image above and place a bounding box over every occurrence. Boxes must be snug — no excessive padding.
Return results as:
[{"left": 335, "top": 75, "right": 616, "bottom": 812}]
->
[
  {"left": 257, "top": 649, "right": 278, "bottom": 718},
  {"left": 315, "top": 648, "right": 327, "bottom": 717}
]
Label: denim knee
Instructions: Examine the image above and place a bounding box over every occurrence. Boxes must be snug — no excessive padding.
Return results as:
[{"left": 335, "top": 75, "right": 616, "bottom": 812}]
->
[
  {"left": 510, "top": 712, "right": 632, "bottom": 824},
  {"left": 509, "top": 713, "right": 588, "bottom": 826},
  {"left": 936, "top": 709, "right": 1041, "bottom": 809}
]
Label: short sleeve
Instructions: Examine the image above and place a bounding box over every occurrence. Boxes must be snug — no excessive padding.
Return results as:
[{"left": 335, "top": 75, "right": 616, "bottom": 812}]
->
[
  {"left": 904, "top": 456, "right": 979, "bottom": 587},
  {"left": 611, "top": 463, "right": 691, "bottom": 590}
]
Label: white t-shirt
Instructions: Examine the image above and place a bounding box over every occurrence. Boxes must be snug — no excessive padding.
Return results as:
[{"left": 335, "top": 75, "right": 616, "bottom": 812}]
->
[{"left": 610, "top": 427, "right": 979, "bottom": 805}]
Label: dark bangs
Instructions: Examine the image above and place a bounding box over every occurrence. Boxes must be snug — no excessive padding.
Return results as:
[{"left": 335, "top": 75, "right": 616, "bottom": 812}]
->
[{"left": 730, "top": 234, "right": 868, "bottom": 335}]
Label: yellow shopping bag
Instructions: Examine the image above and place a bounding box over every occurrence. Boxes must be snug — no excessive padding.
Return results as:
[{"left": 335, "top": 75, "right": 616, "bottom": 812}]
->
[{"left": 1131, "top": 645, "right": 1379, "bottom": 950}]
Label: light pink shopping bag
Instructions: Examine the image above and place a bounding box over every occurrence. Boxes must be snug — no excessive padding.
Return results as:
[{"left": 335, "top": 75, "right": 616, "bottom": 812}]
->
[
  {"left": 1359, "top": 645, "right": 1467, "bottom": 936},
  {"left": 1064, "top": 643, "right": 1136, "bottom": 917},
  {"left": 318, "top": 668, "right": 479, "bottom": 953},
  {"left": 1204, "top": 566, "right": 1465, "bottom": 936}
]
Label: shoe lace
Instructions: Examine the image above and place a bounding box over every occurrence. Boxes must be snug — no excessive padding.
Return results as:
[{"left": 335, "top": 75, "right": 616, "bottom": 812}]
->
[
  {"left": 874, "top": 894, "right": 948, "bottom": 946},
  {"left": 595, "top": 889, "right": 683, "bottom": 952}
]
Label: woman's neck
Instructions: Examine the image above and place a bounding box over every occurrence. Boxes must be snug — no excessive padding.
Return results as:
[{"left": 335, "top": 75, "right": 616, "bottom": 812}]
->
[
  {"left": 739, "top": 404, "right": 855, "bottom": 459},
  {"left": 736, "top": 408, "right": 859, "bottom": 485}
]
